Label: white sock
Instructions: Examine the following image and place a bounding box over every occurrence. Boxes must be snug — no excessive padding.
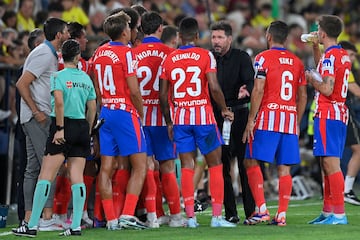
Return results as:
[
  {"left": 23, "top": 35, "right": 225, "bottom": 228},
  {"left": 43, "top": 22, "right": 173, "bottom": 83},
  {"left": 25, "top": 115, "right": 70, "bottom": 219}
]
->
[{"left": 344, "top": 176, "right": 355, "bottom": 193}]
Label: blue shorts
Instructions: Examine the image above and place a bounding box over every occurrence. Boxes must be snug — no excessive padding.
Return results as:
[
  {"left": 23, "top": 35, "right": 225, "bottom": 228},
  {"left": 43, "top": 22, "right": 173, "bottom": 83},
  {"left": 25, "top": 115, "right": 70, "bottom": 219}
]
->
[
  {"left": 173, "top": 124, "right": 223, "bottom": 155},
  {"left": 143, "top": 126, "right": 176, "bottom": 161},
  {"left": 245, "top": 130, "right": 300, "bottom": 165},
  {"left": 99, "top": 107, "right": 146, "bottom": 157},
  {"left": 313, "top": 118, "right": 347, "bottom": 157}
]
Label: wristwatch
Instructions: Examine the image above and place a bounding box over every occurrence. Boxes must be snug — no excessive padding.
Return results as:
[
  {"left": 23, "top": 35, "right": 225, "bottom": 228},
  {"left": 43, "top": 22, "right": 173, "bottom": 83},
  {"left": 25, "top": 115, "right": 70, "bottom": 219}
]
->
[{"left": 56, "top": 125, "right": 64, "bottom": 131}]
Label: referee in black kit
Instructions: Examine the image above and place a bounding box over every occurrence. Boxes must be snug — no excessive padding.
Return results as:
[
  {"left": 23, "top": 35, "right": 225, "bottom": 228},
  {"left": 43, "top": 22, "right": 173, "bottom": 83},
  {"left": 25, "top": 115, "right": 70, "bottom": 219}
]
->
[{"left": 210, "top": 20, "right": 255, "bottom": 223}]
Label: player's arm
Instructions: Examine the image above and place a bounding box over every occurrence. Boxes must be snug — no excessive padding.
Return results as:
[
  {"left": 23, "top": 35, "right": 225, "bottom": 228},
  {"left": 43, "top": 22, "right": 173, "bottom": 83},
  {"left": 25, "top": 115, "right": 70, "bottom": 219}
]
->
[
  {"left": 312, "top": 44, "right": 321, "bottom": 66},
  {"left": 159, "top": 78, "right": 172, "bottom": 125},
  {"left": 86, "top": 99, "right": 97, "bottom": 135},
  {"left": 126, "top": 75, "right": 144, "bottom": 120},
  {"left": 207, "top": 72, "right": 233, "bottom": 120},
  {"left": 296, "top": 85, "right": 308, "bottom": 130},
  {"left": 349, "top": 82, "right": 360, "bottom": 98},
  {"left": 53, "top": 89, "right": 65, "bottom": 144},
  {"left": 306, "top": 72, "right": 334, "bottom": 96}
]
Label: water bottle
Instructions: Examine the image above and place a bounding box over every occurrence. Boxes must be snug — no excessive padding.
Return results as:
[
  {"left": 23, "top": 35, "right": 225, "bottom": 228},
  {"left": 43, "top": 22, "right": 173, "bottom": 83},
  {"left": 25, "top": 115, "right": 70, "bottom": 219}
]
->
[
  {"left": 310, "top": 69, "right": 322, "bottom": 82},
  {"left": 301, "top": 33, "right": 318, "bottom": 43},
  {"left": 222, "top": 118, "right": 231, "bottom": 145}
]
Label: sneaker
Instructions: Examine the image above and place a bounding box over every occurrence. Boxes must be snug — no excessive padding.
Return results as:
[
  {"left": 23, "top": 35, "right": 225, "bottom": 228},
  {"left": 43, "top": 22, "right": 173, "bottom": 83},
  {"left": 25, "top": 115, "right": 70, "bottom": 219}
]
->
[
  {"left": 145, "top": 218, "right": 160, "bottom": 228},
  {"left": 39, "top": 218, "right": 64, "bottom": 231},
  {"left": 12, "top": 224, "right": 37, "bottom": 237},
  {"left": 308, "top": 213, "right": 327, "bottom": 224},
  {"left": 169, "top": 213, "right": 186, "bottom": 227},
  {"left": 226, "top": 216, "right": 240, "bottom": 224},
  {"left": 187, "top": 217, "right": 199, "bottom": 228},
  {"left": 194, "top": 199, "right": 209, "bottom": 212},
  {"left": 107, "top": 220, "right": 122, "bottom": 230},
  {"left": 94, "top": 218, "right": 106, "bottom": 228},
  {"left": 158, "top": 215, "right": 170, "bottom": 225},
  {"left": 210, "top": 216, "right": 237, "bottom": 227},
  {"left": 313, "top": 214, "right": 348, "bottom": 225},
  {"left": 270, "top": 216, "right": 286, "bottom": 226},
  {"left": 81, "top": 217, "right": 93, "bottom": 229},
  {"left": 59, "top": 227, "right": 81, "bottom": 236},
  {"left": 53, "top": 214, "right": 70, "bottom": 229},
  {"left": 344, "top": 190, "right": 360, "bottom": 206},
  {"left": 119, "top": 215, "right": 148, "bottom": 230},
  {"left": 243, "top": 210, "right": 270, "bottom": 225}
]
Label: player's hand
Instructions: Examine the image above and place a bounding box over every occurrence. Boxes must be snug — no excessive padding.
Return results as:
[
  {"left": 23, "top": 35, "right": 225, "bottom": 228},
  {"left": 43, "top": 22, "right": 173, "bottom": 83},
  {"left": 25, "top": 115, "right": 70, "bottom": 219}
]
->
[
  {"left": 221, "top": 107, "right": 234, "bottom": 121},
  {"left": 167, "top": 122, "right": 174, "bottom": 141},
  {"left": 34, "top": 111, "right": 47, "bottom": 126},
  {"left": 242, "top": 120, "right": 255, "bottom": 143},
  {"left": 238, "top": 85, "right": 250, "bottom": 99},
  {"left": 53, "top": 129, "right": 65, "bottom": 145}
]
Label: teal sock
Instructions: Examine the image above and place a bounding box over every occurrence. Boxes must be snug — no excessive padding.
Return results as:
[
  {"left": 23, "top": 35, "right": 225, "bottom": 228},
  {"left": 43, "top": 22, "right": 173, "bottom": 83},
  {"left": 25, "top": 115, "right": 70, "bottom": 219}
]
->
[
  {"left": 28, "top": 180, "right": 51, "bottom": 228},
  {"left": 70, "top": 183, "right": 86, "bottom": 230}
]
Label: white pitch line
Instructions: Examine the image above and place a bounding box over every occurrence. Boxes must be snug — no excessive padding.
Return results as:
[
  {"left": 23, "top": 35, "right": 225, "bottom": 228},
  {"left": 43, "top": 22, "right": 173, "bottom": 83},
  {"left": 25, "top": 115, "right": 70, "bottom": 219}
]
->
[{"left": 0, "top": 231, "right": 12, "bottom": 236}]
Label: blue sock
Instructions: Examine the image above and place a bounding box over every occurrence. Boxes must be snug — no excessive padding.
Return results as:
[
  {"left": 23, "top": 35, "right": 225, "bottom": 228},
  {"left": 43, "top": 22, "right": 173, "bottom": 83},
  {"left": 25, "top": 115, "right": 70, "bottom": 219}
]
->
[
  {"left": 70, "top": 183, "right": 86, "bottom": 230},
  {"left": 28, "top": 180, "right": 51, "bottom": 228}
]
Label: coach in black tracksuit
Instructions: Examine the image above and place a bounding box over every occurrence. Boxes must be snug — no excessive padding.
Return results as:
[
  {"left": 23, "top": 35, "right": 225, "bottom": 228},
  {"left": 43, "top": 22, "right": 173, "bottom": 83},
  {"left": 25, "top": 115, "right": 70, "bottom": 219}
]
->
[{"left": 210, "top": 21, "right": 255, "bottom": 223}]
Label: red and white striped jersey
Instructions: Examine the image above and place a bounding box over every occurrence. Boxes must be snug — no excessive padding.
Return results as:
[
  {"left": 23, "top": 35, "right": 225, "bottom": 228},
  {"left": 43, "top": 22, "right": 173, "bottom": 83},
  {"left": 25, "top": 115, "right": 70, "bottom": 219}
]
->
[
  {"left": 92, "top": 41, "right": 138, "bottom": 115},
  {"left": 133, "top": 37, "right": 174, "bottom": 126},
  {"left": 161, "top": 45, "right": 217, "bottom": 125},
  {"left": 253, "top": 47, "right": 306, "bottom": 134},
  {"left": 314, "top": 45, "right": 350, "bottom": 124},
  {"left": 58, "top": 53, "right": 89, "bottom": 73}
]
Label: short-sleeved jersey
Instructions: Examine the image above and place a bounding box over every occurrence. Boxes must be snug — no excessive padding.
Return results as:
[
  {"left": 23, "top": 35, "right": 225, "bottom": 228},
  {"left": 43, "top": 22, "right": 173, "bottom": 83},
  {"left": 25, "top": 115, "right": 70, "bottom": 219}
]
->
[
  {"left": 253, "top": 47, "right": 306, "bottom": 134},
  {"left": 315, "top": 45, "right": 351, "bottom": 124},
  {"left": 133, "top": 37, "right": 174, "bottom": 126},
  {"left": 50, "top": 67, "right": 96, "bottom": 119},
  {"left": 161, "top": 45, "right": 217, "bottom": 125},
  {"left": 92, "top": 41, "right": 138, "bottom": 115}
]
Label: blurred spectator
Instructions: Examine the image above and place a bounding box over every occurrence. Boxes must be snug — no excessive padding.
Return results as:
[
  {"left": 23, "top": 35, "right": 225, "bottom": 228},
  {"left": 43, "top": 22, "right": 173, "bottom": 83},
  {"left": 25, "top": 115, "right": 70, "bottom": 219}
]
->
[
  {"left": 0, "top": 28, "right": 24, "bottom": 66},
  {"left": 48, "top": 1, "right": 64, "bottom": 19},
  {"left": 250, "top": 3, "right": 275, "bottom": 29},
  {"left": 301, "top": 3, "right": 321, "bottom": 33},
  {"left": 0, "top": 0, "right": 6, "bottom": 30},
  {"left": 3, "top": 10, "right": 17, "bottom": 30},
  {"left": 62, "top": 0, "right": 94, "bottom": 36},
  {"left": 16, "top": 0, "right": 36, "bottom": 32}
]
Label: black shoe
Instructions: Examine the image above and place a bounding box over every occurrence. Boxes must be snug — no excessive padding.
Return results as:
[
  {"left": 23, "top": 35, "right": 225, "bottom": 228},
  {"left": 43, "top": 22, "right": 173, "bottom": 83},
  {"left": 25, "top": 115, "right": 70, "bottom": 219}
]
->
[
  {"left": 59, "top": 228, "right": 81, "bottom": 236},
  {"left": 194, "top": 199, "right": 209, "bottom": 212},
  {"left": 344, "top": 190, "right": 360, "bottom": 206},
  {"left": 226, "top": 216, "right": 240, "bottom": 224},
  {"left": 12, "top": 224, "right": 37, "bottom": 237}
]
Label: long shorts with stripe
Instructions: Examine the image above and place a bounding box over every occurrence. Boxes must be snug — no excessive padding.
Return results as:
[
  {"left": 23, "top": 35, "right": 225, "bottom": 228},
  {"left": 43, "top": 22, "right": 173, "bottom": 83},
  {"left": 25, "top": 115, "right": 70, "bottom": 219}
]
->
[
  {"left": 99, "top": 107, "right": 146, "bottom": 157},
  {"left": 245, "top": 130, "right": 300, "bottom": 165},
  {"left": 173, "top": 124, "right": 223, "bottom": 155},
  {"left": 313, "top": 118, "right": 347, "bottom": 157}
]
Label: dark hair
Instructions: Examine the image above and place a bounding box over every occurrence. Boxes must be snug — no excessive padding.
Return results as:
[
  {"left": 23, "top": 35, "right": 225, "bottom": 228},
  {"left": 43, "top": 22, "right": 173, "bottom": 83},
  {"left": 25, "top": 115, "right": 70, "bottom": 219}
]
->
[
  {"left": 131, "top": 4, "right": 148, "bottom": 16},
  {"left": 103, "top": 11, "right": 131, "bottom": 40},
  {"left": 339, "top": 41, "right": 357, "bottom": 53},
  {"left": 2, "top": 10, "right": 16, "bottom": 25},
  {"left": 179, "top": 17, "right": 198, "bottom": 42},
  {"left": 267, "top": 20, "right": 288, "bottom": 44},
  {"left": 210, "top": 21, "right": 232, "bottom": 36},
  {"left": 141, "top": 12, "right": 163, "bottom": 35},
  {"left": 61, "top": 39, "right": 80, "bottom": 62},
  {"left": 43, "top": 17, "right": 68, "bottom": 41},
  {"left": 28, "top": 28, "right": 44, "bottom": 50},
  {"left": 47, "top": 1, "right": 64, "bottom": 12},
  {"left": 317, "top": 15, "right": 343, "bottom": 39},
  {"left": 109, "top": 7, "right": 139, "bottom": 30},
  {"left": 161, "top": 25, "right": 178, "bottom": 43},
  {"left": 68, "top": 22, "right": 84, "bottom": 39}
]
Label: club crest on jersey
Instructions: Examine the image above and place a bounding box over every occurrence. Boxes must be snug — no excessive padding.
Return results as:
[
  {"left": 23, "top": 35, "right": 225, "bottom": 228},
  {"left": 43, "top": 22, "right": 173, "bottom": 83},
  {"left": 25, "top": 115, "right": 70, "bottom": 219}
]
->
[
  {"left": 254, "top": 56, "right": 265, "bottom": 69},
  {"left": 321, "top": 55, "right": 335, "bottom": 74},
  {"left": 66, "top": 81, "right": 72, "bottom": 88}
]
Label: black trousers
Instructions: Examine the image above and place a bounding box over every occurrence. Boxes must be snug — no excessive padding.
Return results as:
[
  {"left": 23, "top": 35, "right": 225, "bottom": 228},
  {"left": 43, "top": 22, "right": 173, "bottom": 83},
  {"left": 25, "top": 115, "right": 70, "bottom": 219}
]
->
[{"left": 217, "top": 107, "right": 255, "bottom": 219}]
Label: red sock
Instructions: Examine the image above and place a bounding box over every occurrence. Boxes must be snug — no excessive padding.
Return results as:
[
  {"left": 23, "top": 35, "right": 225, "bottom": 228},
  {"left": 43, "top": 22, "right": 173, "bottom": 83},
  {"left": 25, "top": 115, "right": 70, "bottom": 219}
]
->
[
  {"left": 278, "top": 175, "right": 292, "bottom": 213},
  {"left": 329, "top": 171, "right": 345, "bottom": 214},
  {"left": 246, "top": 165, "right": 265, "bottom": 210},
  {"left": 154, "top": 170, "right": 165, "bottom": 217},
  {"left": 162, "top": 172, "right": 181, "bottom": 214},
  {"left": 181, "top": 168, "right": 194, "bottom": 218},
  {"left": 83, "top": 175, "right": 95, "bottom": 211},
  {"left": 53, "top": 175, "right": 71, "bottom": 215},
  {"left": 209, "top": 164, "right": 224, "bottom": 216},
  {"left": 112, "top": 169, "right": 130, "bottom": 217},
  {"left": 143, "top": 170, "right": 156, "bottom": 213},
  {"left": 94, "top": 178, "right": 104, "bottom": 221},
  {"left": 102, "top": 199, "right": 116, "bottom": 221},
  {"left": 323, "top": 175, "right": 332, "bottom": 213},
  {"left": 122, "top": 194, "right": 139, "bottom": 216}
]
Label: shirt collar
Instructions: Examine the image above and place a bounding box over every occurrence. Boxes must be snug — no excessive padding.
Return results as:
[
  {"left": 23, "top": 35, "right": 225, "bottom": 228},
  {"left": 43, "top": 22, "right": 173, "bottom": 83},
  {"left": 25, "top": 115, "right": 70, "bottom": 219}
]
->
[
  {"left": 109, "top": 41, "right": 126, "bottom": 46},
  {"left": 142, "top": 36, "right": 162, "bottom": 43},
  {"left": 179, "top": 45, "right": 195, "bottom": 50},
  {"left": 270, "top": 47, "right": 287, "bottom": 51},
  {"left": 325, "top": 45, "right": 341, "bottom": 53},
  {"left": 44, "top": 40, "right": 58, "bottom": 58}
]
